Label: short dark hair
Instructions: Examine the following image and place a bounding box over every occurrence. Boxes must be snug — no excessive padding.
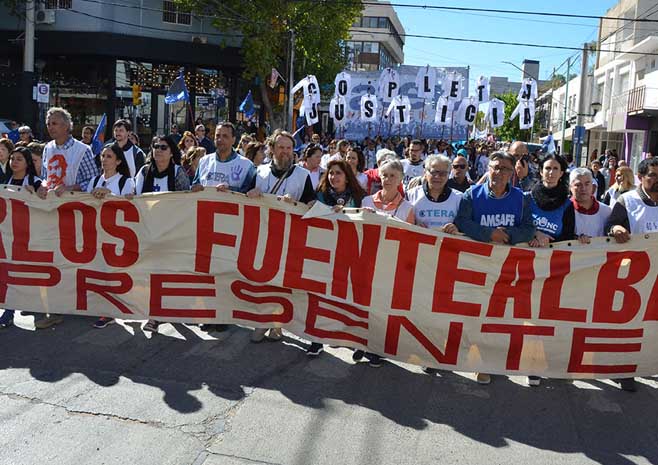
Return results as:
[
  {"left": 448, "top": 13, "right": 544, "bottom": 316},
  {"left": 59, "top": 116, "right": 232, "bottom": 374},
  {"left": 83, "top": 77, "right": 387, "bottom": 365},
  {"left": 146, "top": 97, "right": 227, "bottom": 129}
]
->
[
  {"left": 217, "top": 121, "right": 236, "bottom": 137},
  {"left": 112, "top": 119, "right": 132, "bottom": 132},
  {"left": 410, "top": 139, "right": 424, "bottom": 147},
  {"left": 638, "top": 157, "right": 658, "bottom": 176},
  {"left": 489, "top": 151, "right": 515, "bottom": 166},
  {"left": 303, "top": 143, "right": 323, "bottom": 161}
]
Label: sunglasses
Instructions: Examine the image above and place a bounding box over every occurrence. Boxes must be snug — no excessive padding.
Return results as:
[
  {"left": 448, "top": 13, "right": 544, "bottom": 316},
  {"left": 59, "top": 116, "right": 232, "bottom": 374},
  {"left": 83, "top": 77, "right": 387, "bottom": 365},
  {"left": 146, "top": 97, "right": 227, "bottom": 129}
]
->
[
  {"left": 452, "top": 164, "right": 466, "bottom": 169},
  {"left": 152, "top": 144, "right": 169, "bottom": 150}
]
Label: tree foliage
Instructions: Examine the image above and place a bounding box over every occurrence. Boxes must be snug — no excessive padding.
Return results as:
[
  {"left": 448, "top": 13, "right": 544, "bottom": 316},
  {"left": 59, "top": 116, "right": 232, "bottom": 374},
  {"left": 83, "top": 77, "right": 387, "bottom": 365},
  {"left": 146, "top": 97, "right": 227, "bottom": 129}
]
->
[
  {"left": 178, "top": 0, "right": 363, "bottom": 126},
  {"left": 493, "top": 92, "right": 540, "bottom": 142}
]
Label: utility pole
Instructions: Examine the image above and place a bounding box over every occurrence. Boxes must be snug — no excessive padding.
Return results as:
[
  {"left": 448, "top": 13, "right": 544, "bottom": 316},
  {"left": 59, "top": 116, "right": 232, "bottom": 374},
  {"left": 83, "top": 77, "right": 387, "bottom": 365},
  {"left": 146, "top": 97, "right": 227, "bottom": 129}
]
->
[
  {"left": 560, "top": 57, "right": 571, "bottom": 156},
  {"left": 22, "top": 0, "right": 36, "bottom": 126},
  {"left": 287, "top": 29, "right": 295, "bottom": 131},
  {"left": 575, "top": 42, "right": 589, "bottom": 167}
]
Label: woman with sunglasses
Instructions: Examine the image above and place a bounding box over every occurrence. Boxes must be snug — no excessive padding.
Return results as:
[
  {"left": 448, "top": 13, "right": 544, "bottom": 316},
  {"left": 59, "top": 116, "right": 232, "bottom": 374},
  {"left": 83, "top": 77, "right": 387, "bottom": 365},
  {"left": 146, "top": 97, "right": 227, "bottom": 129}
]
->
[
  {"left": 135, "top": 135, "right": 188, "bottom": 196},
  {"left": 134, "top": 136, "right": 189, "bottom": 332}
]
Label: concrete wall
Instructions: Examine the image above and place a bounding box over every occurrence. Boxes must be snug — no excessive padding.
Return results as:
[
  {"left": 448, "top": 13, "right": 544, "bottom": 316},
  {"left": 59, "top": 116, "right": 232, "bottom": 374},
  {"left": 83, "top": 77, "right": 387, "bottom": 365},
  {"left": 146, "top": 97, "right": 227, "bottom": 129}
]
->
[{"left": 0, "top": 0, "right": 241, "bottom": 48}]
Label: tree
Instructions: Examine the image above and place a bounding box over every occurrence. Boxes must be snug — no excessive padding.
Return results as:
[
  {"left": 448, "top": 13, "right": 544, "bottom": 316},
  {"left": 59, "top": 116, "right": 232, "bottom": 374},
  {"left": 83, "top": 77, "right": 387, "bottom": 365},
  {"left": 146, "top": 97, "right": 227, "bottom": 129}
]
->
[
  {"left": 493, "top": 92, "right": 540, "bottom": 142},
  {"left": 179, "top": 0, "right": 363, "bottom": 128}
]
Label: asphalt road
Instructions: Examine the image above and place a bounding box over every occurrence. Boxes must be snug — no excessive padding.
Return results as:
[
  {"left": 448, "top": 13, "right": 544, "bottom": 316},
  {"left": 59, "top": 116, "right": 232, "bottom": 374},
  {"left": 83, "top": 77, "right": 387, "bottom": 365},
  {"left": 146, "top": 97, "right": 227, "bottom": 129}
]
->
[{"left": 1, "top": 313, "right": 657, "bottom": 465}]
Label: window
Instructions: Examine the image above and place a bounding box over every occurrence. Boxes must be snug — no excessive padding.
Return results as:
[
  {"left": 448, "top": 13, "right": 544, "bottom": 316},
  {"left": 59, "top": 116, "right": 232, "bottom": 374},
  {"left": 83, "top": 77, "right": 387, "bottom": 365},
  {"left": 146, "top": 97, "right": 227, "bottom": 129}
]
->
[
  {"left": 45, "top": 0, "right": 71, "bottom": 9},
  {"left": 163, "top": 0, "right": 191, "bottom": 25}
]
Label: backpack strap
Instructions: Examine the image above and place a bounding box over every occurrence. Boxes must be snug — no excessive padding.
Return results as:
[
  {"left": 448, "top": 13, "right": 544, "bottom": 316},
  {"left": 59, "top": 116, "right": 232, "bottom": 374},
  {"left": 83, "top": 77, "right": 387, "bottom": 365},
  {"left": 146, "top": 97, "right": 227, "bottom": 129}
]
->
[
  {"left": 118, "top": 175, "right": 128, "bottom": 194},
  {"left": 92, "top": 175, "right": 102, "bottom": 189}
]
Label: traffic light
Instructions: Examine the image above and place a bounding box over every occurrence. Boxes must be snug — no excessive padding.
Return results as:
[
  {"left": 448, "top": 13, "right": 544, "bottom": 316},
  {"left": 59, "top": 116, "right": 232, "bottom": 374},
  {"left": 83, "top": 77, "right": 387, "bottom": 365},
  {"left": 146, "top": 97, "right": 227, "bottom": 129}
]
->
[{"left": 132, "top": 84, "right": 142, "bottom": 106}]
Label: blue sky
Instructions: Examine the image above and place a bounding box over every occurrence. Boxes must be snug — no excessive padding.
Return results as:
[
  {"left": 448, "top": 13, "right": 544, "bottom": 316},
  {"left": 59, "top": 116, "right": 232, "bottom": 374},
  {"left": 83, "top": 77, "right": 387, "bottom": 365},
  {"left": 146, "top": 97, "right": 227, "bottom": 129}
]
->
[{"left": 396, "top": 0, "right": 619, "bottom": 85}]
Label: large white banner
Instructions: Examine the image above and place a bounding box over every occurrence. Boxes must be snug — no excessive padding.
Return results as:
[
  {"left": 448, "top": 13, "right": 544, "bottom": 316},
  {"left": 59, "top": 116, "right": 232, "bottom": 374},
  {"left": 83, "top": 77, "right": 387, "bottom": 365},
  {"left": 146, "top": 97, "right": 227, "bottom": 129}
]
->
[{"left": 2, "top": 188, "right": 658, "bottom": 378}]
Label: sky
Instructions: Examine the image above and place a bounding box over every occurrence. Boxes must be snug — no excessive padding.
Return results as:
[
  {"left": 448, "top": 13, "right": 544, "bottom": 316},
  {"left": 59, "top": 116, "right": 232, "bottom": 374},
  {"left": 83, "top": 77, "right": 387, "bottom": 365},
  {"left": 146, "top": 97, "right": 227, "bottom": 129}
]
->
[{"left": 394, "top": 0, "right": 619, "bottom": 86}]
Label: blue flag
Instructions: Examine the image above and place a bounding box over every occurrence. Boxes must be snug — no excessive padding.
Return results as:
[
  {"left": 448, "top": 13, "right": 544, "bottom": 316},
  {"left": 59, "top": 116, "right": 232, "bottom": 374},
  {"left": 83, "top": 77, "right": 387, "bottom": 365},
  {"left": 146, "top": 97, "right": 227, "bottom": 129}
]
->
[
  {"left": 239, "top": 90, "right": 255, "bottom": 118},
  {"left": 165, "top": 71, "right": 190, "bottom": 104},
  {"left": 91, "top": 113, "right": 107, "bottom": 156},
  {"left": 292, "top": 124, "right": 306, "bottom": 152}
]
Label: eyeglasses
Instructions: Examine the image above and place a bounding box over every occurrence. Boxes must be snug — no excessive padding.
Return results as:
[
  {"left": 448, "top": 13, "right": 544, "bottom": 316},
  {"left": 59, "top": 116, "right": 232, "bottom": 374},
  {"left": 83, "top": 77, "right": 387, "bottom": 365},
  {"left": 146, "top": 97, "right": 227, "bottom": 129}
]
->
[
  {"left": 427, "top": 170, "right": 449, "bottom": 177},
  {"left": 152, "top": 144, "right": 169, "bottom": 150},
  {"left": 489, "top": 165, "right": 513, "bottom": 174},
  {"left": 452, "top": 164, "right": 466, "bottom": 169}
]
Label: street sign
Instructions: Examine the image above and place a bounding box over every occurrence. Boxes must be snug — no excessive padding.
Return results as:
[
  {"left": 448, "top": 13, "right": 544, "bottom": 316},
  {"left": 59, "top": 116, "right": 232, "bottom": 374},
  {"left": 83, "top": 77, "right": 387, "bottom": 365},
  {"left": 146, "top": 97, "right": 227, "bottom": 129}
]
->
[
  {"left": 573, "top": 125, "right": 586, "bottom": 145},
  {"left": 36, "top": 83, "right": 50, "bottom": 104}
]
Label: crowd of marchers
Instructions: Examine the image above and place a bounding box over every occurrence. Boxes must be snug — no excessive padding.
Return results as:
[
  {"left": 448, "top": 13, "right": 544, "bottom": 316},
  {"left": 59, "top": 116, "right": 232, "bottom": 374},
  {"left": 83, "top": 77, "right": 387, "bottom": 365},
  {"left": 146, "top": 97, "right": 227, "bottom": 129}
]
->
[{"left": 2, "top": 106, "right": 658, "bottom": 393}]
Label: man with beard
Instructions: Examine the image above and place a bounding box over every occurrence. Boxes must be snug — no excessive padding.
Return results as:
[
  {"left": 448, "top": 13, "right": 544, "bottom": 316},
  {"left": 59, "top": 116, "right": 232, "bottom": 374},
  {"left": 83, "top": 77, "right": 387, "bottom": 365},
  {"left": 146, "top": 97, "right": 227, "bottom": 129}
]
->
[
  {"left": 401, "top": 139, "right": 426, "bottom": 191},
  {"left": 605, "top": 157, "right": 658, "bottom": 392},
  {"left": 246, "top": 130, "right": 315, "bottom": 343}
]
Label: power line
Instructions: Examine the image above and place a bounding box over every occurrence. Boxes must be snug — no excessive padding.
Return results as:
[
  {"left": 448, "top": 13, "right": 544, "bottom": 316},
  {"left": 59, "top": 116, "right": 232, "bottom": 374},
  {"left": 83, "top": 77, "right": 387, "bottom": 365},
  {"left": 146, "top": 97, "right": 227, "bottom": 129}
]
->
[
  {"left": 350, "top": 29, "right": 658, "bottom": 57},
  {"left": 346, "top": 1, "right": 658, "bottom": 23}
]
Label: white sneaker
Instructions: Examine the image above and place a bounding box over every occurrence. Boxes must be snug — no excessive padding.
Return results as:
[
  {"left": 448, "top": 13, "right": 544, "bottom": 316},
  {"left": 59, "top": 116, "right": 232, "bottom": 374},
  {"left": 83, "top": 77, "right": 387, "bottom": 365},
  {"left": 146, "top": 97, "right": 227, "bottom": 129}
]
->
[
  {"left": 267, "top": 328, "right": 283, "bottom": 341},
  {"left": 528, "top": 376, "right": 541, "bottom": 386},
  {"left": 251, "top": 328, "right": 268, "bottom": 343}
]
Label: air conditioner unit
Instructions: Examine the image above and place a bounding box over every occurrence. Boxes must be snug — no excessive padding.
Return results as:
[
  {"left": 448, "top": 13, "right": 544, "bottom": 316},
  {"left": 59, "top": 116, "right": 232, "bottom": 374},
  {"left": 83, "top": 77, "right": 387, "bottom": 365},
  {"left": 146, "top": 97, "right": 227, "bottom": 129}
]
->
[
  {"left": 35, "top": 9, "right": 56, "bottom": 25},
  {"left": 192, "top": 36, "right": 208, "bottom": 44}
]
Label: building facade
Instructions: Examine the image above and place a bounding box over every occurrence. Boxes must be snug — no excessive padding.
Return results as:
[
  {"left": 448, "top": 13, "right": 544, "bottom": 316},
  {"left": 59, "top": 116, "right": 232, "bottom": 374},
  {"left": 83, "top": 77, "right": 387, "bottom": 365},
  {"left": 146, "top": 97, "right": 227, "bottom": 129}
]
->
[
  {"left": 346, "top": 0, "right": 405, "bottom": 71},
  {"left": 0, "top": 0, "right": 246, "bottom": 143},
  {"left": 589, "top": 0, "right": 658, "bottom": 172}
]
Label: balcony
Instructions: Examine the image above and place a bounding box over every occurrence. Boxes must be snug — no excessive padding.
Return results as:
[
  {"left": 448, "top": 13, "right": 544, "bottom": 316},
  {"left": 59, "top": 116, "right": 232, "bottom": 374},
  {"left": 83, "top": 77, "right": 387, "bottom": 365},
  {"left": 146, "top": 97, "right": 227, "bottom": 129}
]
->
[{"left": 627, "top": 85, "right": 658, "bottom": 115}]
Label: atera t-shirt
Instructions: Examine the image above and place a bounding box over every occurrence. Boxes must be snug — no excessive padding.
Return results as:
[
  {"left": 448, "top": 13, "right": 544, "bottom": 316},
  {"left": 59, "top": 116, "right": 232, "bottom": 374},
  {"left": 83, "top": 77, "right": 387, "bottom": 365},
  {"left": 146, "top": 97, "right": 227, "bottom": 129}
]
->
[{"left": 407, "top": 185, "right": 462, "bottom": 229}]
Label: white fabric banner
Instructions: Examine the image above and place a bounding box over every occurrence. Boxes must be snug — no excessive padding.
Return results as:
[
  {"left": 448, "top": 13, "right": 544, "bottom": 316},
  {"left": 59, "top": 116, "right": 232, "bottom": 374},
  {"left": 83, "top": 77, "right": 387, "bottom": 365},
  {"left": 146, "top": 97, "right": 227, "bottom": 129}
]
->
[{"left": 2, "top": 188, "right": 658, "bottom": 379}]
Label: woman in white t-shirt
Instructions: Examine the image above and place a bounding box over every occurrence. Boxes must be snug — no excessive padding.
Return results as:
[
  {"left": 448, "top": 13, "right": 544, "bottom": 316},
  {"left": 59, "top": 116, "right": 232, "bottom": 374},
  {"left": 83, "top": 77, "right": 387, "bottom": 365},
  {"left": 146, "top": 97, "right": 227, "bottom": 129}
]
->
[
  {"left": 345, "top": 147, "right": 368, "bottom": 190},
  {"left": 87, "top": 143, "right": 135, "bottom": 330},
  {"left": 87, "top": 143, "right": 135, "bottom": 198}
]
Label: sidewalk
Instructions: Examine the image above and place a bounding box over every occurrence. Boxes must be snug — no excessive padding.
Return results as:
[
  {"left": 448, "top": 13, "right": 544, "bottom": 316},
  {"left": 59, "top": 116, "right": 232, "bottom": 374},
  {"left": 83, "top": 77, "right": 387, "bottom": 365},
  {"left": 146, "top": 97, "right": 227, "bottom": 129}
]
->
[{"left": 1, "top": 313, "right": 656, "bottom": 465}]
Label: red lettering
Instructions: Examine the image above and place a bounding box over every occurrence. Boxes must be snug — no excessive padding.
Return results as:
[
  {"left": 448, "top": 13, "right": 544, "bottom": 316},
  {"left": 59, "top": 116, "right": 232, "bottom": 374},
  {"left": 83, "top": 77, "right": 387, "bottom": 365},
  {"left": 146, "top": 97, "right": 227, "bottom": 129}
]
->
[
  {"left": 231, "top": 280, "right": 293, "bottom": 323},
  {"left": 481, "top": 323, "right": 555, "bottom": 370},
  {"left": 0, "top": 263, "right": 61, "bottom": 302},
  {"left": 539, "top": 251, "right": 587, "bottom": 322},
  {"left": 384, "top": 316, "right": 463, "bottom": 365},
  {"left": 0, "top": 198, "right": 6, "bottom": 259},
  {"left": 385, "top": 227, "right": 437, "bottom": 310},
  {"left": 237, "top": 205, "right": 285, "bottom": 282},
  {"left": 194, "top": 201, "right": 238, "bottom": 273},
  {"left": 568, "top": 328, "right": 642, "bottom": 374},
  {"left": 432, "top": 237, "right": 492, "bottom": 317},
  {"left": 283, "top": 215, "right": 333, "bottom": 294},
  {"left": 486, "top": 249, "right": 536, "bottom": 319},
  {"left": 76, "top": 269, "right": 133, "bottom": 314},
  {"left": 642, "top": 274, "right": 658, "bottom": 321},
  {"left": 305, "top": 294, "right": 369, "bottom": 345},
  {"left": 331, "top": 221, "right": 380, "bottom": 306},
  {"left": 150, "top": 274, "right": 216, "bottom": 318},
  {"left": 58, "top": 202, "right": 97, "bottom": 264},
  {"left": 593, "top": 252, "right": 650, "bottom": 324},
  {"left": 100, "top": 201, "right": 139, "bottom": 267},
  {"left": 12, "top": 199, "right": 54, "bottom": 263}
]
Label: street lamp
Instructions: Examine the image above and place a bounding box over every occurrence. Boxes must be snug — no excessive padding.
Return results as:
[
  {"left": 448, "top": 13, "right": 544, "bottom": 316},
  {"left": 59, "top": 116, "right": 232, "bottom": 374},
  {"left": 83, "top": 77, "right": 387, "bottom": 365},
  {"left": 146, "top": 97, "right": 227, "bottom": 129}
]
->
[{"left": 501, "top": 61, "right": 538, "bottom": 81}]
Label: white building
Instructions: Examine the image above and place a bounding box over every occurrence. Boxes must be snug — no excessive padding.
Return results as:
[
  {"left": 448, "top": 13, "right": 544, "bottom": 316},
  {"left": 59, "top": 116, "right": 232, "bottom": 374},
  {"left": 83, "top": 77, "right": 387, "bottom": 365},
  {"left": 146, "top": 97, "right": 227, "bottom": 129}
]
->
[
  {"left": 588, "top": 0, "right": 658, "bottom": 173},
  {"left": 346, "top": 0, "right": 405, "bottom": 71}
]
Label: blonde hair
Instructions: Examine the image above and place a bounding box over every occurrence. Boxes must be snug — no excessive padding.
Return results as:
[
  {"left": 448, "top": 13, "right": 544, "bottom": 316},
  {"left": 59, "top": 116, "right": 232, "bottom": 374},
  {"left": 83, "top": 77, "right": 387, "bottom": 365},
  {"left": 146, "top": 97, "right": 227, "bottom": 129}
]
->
[{"left": 611, "top": 166, "right": 635, "bottom": 192}]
